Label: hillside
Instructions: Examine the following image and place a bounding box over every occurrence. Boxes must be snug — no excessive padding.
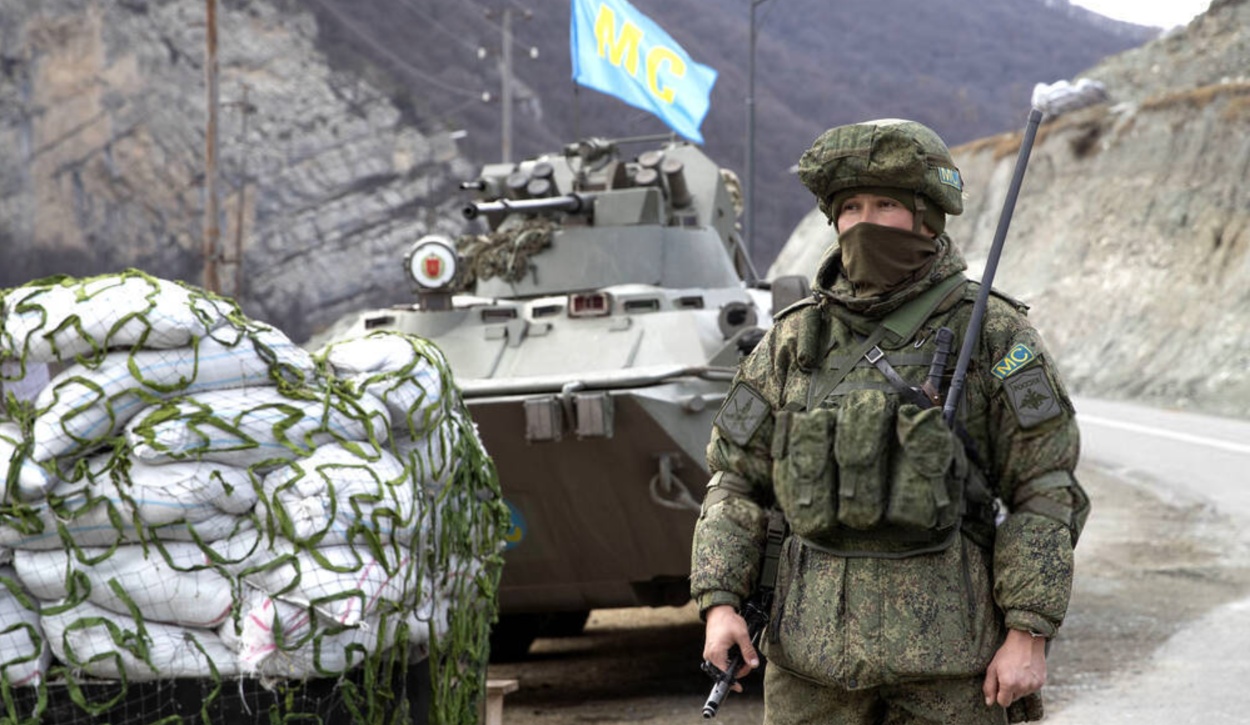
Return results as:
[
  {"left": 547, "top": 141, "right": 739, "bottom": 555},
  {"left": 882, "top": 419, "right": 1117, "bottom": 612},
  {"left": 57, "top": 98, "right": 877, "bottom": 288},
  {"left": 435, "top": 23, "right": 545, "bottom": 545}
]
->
[
  {"left": 0, "top": 0, "right": 1154, "bottom": 343},
  {"left": 771, "top": 0, "right": 1250, "bottom": 418}
]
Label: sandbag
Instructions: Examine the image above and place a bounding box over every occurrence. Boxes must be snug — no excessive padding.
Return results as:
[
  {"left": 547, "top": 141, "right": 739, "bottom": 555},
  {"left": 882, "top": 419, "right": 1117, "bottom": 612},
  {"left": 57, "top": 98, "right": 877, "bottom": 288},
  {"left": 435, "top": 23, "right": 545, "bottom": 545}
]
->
[
  {"left": 125, "top": 385, "right": 389, "bottom": 469},
  {"left": 0, "top": 566, "right": 48, "bottom": 687},
  {"left": 14, "top": 544, "right": 235, "bottom": 629},
  {"left": 41, "top": 599, "right": 239, "bottom": 681},
  {"left": 222, "top": 585, "right": 416, "bottom": 678},
  {"left": 0, "top": 456, "right": 257, "bottom": 549},
  {"left": 30, "top": 328, "right": 315, "bottom": 462},
  {"left": 0, "top": 271, "right": 237, "bottom": 365},
  {"left": 0, "top": 422, "right": 54, "bottom": 502},
  {"left": 261, "top": 442, "right": 418, "bottom": 546},
  {"left": 318, "top": 331, "right": 449, "bottom": 439}
]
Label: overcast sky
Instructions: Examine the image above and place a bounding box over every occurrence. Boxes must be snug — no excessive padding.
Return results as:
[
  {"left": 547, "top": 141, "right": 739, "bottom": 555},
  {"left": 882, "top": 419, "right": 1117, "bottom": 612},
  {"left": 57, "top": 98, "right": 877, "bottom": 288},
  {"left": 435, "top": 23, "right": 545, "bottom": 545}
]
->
[{"left": 1070, "top": 0, "right": 1212, "bottom": 28}]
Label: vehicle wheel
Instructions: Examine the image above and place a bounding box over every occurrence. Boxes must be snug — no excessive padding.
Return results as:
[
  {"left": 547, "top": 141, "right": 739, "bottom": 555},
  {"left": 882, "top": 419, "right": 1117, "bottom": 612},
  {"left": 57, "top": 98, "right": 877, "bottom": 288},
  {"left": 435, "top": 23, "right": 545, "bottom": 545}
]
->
[
  {"left": 488, "top": 613, "right": 545, "bottom": 662},
  {"left": 541, "top": 610, "right": 591, "bottom": 638}
]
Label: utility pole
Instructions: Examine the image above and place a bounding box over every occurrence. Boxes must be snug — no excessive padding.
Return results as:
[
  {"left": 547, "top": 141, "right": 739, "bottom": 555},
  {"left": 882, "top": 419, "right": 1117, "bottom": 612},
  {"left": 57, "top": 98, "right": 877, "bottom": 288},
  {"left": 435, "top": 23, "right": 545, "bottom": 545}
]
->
[
  {"left": 501, "top": 7, "right": 513, "bottom": 163},
  {"left": 203, "top": 0, "right": 221, "bottom": 294},
  {"left": 482, "top": 4, "right": 535, "bottom": 163},
  {"left": 745, "top": 0, "right": 773, "bottom": 265},
  {"left": 224, "top": 83, "right": 253, "bottom": 301}
]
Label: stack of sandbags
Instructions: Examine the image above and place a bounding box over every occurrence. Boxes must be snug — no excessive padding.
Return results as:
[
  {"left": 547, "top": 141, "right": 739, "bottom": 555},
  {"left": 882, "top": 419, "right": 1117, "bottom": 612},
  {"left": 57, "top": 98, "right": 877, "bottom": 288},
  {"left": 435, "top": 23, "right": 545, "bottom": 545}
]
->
[{"left": 0, "top": 270, "right": 505, "bottom": 724}]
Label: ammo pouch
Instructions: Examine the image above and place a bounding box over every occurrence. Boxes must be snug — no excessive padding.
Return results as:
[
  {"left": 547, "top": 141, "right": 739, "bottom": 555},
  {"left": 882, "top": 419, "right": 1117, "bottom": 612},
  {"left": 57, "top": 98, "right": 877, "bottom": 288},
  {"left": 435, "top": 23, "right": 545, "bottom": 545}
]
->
[
  {"left": 771, "top": 408, "right": 838, "bottom": 540},
  {"left": 887, "top": 403, "right": 961, "bottom": 531},
  {"left": 771, "top": 394, "right": 969, "bottom": 550},
  {"left": 834, "top": 389, "right": 895, "bottom": 529}
]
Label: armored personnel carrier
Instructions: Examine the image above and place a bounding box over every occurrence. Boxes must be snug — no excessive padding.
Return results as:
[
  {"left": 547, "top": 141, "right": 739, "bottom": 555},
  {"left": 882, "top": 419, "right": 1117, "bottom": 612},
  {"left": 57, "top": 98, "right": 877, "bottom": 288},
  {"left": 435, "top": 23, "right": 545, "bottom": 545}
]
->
[{"left": 326, "top": 134, "right": 807, "bottom": 658}]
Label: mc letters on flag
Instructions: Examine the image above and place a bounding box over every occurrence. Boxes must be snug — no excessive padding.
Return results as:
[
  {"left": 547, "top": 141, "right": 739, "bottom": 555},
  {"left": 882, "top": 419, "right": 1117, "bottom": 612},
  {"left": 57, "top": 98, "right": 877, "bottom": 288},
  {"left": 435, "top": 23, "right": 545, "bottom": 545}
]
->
[{"left": 570, "top": 0, "right": 718, "bottom": 144}]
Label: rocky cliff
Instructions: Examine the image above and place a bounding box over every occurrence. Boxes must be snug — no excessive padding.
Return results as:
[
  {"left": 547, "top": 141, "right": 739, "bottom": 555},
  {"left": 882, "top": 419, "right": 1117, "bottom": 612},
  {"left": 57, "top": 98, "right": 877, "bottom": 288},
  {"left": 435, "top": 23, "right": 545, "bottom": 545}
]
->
[
  {"left": 771, "top": 0, "right": 1250, "bottom": 418},
  {"left": 0, "top": 0, "right": 474, "bottom": 343},
  {"left": 0, "top": 0, "right": 1154, "bottom": 347}
]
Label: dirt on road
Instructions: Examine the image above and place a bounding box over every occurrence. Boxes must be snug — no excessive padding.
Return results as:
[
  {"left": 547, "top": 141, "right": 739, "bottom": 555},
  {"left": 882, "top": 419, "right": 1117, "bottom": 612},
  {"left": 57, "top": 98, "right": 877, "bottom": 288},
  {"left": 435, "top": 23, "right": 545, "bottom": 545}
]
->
[{"left": 485, "top": 463, "right": 1250, "bottom": 724}]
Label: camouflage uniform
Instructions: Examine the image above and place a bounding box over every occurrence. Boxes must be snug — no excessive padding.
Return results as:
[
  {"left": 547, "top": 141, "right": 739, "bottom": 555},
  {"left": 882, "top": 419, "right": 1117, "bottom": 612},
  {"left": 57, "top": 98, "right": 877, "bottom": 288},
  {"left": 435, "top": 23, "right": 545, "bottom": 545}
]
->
[{"left": 691, "top": 120, "right": 1089, "bottom": 724}]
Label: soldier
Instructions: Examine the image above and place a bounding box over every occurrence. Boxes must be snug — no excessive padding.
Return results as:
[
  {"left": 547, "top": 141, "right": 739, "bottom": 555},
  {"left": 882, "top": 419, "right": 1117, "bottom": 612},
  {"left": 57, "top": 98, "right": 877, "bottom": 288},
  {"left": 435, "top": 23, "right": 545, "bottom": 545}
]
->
[{"left": 692, "top": 119, "right": 1089, "bottom": 724}]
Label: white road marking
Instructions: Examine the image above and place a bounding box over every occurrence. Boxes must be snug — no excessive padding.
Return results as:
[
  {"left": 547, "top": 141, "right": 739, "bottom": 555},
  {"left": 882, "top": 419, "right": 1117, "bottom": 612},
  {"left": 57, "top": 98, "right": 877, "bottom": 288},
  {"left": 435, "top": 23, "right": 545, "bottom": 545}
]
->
[{"left": 1078, "top": 413, "right": 1250, "bottom": 457}]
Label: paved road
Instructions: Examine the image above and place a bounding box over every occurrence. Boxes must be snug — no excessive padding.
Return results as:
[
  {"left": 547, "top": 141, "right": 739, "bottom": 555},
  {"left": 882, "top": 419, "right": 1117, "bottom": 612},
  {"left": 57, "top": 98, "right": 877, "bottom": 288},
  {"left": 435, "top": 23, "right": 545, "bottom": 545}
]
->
[{"left": 1047, "top": 398, "right": 1250, "bottom": 724}]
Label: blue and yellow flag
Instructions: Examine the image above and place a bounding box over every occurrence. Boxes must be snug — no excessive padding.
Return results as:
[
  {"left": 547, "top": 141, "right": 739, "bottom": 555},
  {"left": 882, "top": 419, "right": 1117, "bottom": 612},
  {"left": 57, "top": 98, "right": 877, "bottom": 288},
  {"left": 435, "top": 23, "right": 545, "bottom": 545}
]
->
[{"left": 570, "top": 0, "right": 718, "bottom": 144}]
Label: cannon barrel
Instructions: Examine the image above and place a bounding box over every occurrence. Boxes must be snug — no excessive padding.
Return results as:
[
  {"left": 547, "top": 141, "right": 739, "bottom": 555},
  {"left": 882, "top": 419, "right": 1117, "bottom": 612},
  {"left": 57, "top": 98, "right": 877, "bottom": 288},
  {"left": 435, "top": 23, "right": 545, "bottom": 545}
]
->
[{"left": 463, "top": 193, "right": 595, "bottom": 220}]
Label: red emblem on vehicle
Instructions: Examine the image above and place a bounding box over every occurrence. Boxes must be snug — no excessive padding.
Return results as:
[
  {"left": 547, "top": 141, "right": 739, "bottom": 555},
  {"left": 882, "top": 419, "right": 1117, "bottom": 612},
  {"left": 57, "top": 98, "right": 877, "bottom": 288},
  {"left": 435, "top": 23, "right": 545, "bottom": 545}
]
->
[{"left": 423, "top": 254, "right": 442, "bottom": 279}]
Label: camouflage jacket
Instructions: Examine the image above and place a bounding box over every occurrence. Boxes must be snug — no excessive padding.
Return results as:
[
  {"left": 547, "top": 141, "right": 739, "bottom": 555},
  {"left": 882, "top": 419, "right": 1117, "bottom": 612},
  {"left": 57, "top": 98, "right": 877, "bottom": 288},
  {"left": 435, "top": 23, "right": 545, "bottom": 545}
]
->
[{"left": 690, "top": 237, "right": 1089, "bottom": 688}]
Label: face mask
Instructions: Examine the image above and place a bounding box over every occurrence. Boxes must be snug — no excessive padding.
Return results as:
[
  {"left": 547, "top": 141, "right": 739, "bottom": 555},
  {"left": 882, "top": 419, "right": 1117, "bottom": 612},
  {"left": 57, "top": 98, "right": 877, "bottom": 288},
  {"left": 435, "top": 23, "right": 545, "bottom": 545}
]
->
[{"left": 838, "top": 222, "right": 939, "bottom": 297}]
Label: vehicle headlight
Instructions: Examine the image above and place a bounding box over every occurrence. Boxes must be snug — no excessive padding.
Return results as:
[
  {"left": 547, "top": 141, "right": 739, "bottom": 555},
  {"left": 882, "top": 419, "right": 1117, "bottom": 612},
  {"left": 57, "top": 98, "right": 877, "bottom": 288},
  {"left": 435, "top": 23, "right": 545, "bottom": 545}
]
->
[{"left": 404, "top": 235, "right": 459, "bottom": 290}]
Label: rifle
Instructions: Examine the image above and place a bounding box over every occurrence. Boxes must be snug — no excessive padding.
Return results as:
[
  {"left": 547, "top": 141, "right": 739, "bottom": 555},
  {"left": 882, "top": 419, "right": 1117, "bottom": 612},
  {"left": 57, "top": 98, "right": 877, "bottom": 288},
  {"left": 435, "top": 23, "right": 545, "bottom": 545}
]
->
[
  {"left": 700, "top": 590, "right": 771, "bottom": 718},
  {"left": 700, "top": 510, "right": 787, "bottom": 718}
]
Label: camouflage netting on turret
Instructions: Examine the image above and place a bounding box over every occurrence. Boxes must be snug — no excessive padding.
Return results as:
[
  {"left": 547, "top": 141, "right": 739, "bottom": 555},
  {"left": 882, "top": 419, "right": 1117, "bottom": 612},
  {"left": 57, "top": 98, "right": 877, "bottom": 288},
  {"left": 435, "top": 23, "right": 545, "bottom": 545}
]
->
[
  {"left": 456, "top": 218, "right": 556, "bottom": 287},
  {"left": 0, "top": 270, "right": 507, "bottom": 725}
]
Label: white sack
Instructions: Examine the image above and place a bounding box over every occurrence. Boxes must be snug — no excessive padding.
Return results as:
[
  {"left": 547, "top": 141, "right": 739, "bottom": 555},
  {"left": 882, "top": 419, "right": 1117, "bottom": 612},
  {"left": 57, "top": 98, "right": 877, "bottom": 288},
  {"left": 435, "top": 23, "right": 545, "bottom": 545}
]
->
[
  {"left": 0, "top": 273, "right": 237, "bottom": 364},
  {"left": 0, "top": 422, "right": 54, "bottom": 502},
  {"left": 14, "top": 545, "right": 235, "bottom": 629},
  {"left": 125, "top": 386, "right": 389, "bottom": 469},
  {"left": 261, "top": 443, "right": 417, "bottom": 546},
  {"left": 320, "top": 332, "right": 448, "bottom": 439},
  {"left": 221, "top": 586, "right": 417, "bottom": 678},
  {"left": 0, "top": 567, "right": 49, "bottom": 687},
  {"left": 230, "top": 544, "right": 417, "bottom": 629},
  {"left": 30, "top": 327, "right": 314, "bottom": 462},
  {"left": 0, "top": 457, "right": 256, "bottom": 549},
  {"left": 42, "top": 599, "right": 239, "bottom": 681}
]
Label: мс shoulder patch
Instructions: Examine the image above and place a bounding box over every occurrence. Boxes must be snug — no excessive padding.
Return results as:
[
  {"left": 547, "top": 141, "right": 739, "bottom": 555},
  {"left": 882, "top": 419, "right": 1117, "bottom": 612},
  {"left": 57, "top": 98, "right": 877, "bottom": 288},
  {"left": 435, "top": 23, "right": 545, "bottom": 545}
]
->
[
  {"left": 992, "top": 343, "right": 1037, "bottom": 380},
  {"left": 1002, "top": 366, "right": 1062, "bottom": 428},
  {"left": 715, "top": 382, "right": 770, "bottom": 447}
]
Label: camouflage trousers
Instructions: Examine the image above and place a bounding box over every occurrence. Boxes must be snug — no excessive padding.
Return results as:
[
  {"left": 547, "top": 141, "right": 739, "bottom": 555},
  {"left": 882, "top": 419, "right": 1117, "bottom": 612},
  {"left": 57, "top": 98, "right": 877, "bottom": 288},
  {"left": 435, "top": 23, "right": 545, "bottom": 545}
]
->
[{"left": 763, "top": 662, "right": 1007, "bottom": 725}]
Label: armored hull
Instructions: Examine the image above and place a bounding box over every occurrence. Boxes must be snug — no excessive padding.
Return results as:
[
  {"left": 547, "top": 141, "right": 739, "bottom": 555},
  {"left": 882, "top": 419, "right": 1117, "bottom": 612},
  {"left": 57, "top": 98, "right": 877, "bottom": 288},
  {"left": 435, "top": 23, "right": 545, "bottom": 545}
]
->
[{"left": 325, "top": 136, "right": 805, "bottom": 656}]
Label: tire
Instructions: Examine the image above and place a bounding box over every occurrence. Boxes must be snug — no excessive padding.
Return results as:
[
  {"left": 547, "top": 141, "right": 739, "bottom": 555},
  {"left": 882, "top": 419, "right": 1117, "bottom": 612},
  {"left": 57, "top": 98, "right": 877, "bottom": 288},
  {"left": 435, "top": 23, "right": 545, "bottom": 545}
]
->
[{"left": 488, "top": 613, "right": 546, "bottom": 662}]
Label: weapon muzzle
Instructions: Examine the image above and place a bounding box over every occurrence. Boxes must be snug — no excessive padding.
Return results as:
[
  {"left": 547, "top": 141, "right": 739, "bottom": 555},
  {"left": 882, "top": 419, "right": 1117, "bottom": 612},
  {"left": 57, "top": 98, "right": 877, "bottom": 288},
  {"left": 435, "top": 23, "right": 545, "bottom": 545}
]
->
[{"left": 462, "top": 193, "right": 594, "bottom": 220}]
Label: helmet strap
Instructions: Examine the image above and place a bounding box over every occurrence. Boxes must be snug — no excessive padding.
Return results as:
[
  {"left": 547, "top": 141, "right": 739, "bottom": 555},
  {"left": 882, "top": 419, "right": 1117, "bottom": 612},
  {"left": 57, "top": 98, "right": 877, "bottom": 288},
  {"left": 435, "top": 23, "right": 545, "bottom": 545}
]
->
[{"left": 913, "top": 192, "right": 927, "bottom": 235}]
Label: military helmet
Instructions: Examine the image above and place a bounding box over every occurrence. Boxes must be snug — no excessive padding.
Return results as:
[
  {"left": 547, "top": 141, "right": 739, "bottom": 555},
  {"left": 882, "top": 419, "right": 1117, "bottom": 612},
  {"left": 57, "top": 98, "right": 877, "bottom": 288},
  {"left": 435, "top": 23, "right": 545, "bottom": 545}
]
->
[{"left": 797, "top": 119, "right": 964, "bottom": 227}]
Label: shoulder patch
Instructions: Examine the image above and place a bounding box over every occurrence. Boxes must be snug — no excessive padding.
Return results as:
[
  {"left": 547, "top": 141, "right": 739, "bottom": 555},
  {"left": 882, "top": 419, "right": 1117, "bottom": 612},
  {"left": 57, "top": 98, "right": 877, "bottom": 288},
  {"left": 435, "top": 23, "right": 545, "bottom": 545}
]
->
[
  {"left": 714, "top": 383, "right": 770, "bottom": 447},
  {"left": 1002, "top": 367, "right": 1062, "bottom": 428},
  {"left": 992, "top": 343, "right": 1036, "bottom": 380}
]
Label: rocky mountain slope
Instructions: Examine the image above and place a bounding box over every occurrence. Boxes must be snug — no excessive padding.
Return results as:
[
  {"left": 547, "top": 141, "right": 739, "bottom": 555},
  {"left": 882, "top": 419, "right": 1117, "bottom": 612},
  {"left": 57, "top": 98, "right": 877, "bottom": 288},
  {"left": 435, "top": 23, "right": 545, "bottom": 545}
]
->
[
  {"left": 0, "top": 0, "right": 1152, "bottom": 345},
  {"left": 0, "top": 0, "right": 475, "bottom": 343},
  {"left": 771, "top": 0, "right": 1250, "bottom": 418}
]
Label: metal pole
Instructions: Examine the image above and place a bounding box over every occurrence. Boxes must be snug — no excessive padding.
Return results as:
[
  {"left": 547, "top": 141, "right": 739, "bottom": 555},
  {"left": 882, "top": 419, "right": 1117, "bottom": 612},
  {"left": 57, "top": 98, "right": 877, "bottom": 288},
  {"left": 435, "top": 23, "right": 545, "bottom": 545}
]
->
[
  {"left": 203, "top": 0, "right": 220, "bottom": 294},
  {"left": 501, "top": 7, "right": 513, "bottom": 163},
  {"left": 232, "top": 84, "right": 249, "bottom": 301},
  {"left": 745, "top": 0, "right": 758, "bottom": 262}
]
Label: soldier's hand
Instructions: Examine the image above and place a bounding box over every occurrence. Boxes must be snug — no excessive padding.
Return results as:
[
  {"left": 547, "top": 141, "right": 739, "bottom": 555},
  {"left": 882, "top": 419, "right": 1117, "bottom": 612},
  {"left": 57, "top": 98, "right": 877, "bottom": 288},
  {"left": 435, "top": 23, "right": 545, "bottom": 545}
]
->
[
  {"left": 983, "top": 628, "right": 1047, "bottom": 708},
  {"left": 703, "top": 604, "right": 759, "bottom": 692}
]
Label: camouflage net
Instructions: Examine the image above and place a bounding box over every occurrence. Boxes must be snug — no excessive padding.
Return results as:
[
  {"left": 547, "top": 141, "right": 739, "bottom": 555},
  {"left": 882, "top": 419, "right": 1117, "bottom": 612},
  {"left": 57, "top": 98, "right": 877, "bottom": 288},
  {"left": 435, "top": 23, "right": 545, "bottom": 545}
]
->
[
  {"left": 0, "top": 269, "right": 507, "bottom": 725},
  {"left": 455, "top": 218, "right": 556, "bottom": 287}
]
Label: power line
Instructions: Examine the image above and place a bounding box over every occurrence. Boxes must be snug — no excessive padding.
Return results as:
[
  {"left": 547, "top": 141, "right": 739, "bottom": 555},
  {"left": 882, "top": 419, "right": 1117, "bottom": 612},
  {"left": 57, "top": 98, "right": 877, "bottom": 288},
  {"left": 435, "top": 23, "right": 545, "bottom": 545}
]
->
[
  {"left": 307, "top": 0, "right": 480, "bottom": 99},
  {"left": 393, "top": 0, "right": 483, "bottom": 55}
]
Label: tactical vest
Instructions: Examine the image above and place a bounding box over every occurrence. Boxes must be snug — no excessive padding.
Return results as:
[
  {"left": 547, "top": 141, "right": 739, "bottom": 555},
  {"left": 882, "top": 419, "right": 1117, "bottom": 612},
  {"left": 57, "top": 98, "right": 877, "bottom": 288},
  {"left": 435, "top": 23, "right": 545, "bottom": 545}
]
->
[{"left": 771, "top": 275, "right": 998, "bottom": 558}]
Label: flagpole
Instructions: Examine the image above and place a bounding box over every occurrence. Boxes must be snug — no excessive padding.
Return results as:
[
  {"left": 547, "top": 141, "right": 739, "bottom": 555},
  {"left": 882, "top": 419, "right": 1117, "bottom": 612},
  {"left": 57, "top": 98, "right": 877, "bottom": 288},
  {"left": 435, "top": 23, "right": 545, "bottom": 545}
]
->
[{"left": 574, "top": 82, "right": 581, "bottom": 141}]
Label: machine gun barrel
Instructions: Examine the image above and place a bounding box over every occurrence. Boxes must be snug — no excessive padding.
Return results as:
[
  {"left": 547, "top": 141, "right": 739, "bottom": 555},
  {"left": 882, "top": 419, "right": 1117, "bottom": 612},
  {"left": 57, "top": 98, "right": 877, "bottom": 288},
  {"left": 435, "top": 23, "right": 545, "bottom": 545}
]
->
[{"left": 462, "top": 193, "right": 595, "bottom": 220}]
